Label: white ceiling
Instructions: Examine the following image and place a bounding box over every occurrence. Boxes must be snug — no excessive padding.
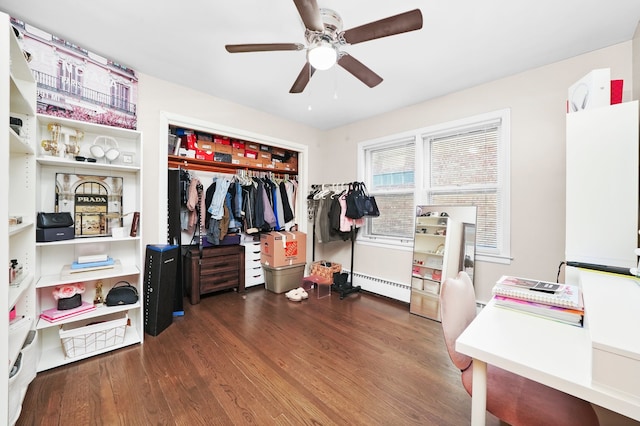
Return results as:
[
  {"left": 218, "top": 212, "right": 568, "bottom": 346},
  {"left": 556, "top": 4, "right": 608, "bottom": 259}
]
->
[{"left": 3, "top": 1, "right": 640, "bottom": 130}]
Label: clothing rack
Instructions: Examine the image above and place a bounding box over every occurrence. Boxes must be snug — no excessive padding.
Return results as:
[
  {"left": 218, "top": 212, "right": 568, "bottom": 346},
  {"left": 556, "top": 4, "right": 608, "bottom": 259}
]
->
[{"left": 309, "top": 182, "right": 362, "bottom": 299}]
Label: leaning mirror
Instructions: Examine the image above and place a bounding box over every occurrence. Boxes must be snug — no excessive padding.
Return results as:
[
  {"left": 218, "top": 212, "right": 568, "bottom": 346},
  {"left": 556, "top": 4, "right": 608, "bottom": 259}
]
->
[{"left": 410, "top": 205, "right": 477, "bottom": 321}]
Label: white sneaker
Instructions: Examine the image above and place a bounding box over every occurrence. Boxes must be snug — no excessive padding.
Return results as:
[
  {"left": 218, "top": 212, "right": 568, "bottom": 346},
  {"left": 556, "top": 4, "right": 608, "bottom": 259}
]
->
[
  {"left": 286, "top": 288, "right": 302, "bottom": 302},
  {"left": 298, "top": 287, "right": 308, "bottom": 300}
]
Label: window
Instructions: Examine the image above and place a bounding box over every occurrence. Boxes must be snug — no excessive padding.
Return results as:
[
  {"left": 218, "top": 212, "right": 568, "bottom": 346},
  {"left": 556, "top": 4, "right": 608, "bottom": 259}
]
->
[
  {"left": 359, "top": 109, "right": 510, "bottom": 262},
  {"left": 363, "top": 138, "right": 416, "bottom": 241},
  {"left": 111, "top": 82, "right": 131, "bottom": 112}
]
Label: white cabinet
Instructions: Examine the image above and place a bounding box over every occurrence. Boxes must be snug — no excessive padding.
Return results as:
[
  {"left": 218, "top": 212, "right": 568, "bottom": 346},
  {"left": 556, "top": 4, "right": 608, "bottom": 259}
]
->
[
  {"left": 565, "top": 101, "right": 639, "bottom": 269},
  {"left": 34, "top": 114, "right": 144, "bottom": 371},
  {"left": 2, "top": 13, "right": 37, "bottom": 425},
  {"left": 242, "top": 240, "right": 265, "bottom": 288}
]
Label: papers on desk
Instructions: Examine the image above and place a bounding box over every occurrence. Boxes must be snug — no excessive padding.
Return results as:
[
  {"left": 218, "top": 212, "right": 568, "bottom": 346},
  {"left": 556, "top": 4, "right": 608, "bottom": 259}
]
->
[{"left": 492, "top": 275, "right": 585, "bottom": 326}]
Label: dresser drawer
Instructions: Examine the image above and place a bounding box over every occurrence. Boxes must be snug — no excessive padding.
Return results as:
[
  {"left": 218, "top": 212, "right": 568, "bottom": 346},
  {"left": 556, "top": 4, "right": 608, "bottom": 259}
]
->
[
  {"left": 200, "top": 253, "right": 241, "bottom": 275},
  {"left": 200, "top": 273, "right": 240, "bottom": 293},
  {"left": 184, "top": 245, "right": 245, "bottom": 304}
]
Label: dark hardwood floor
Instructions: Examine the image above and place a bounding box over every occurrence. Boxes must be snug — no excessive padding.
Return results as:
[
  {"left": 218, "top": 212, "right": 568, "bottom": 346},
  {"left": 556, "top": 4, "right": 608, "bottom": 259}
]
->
[{"left": 16, "top": 286, "right": 502, "bottom": 426}]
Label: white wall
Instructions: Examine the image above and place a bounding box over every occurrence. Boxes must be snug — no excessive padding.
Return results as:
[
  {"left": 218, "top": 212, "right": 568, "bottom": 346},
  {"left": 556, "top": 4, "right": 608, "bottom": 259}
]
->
[
  {"left": 319, "top": 41, "right": 634, "bottom": 302},
  {"left": 135, "top": 42, "right": 633, "bottom": 304},
  {"left": 135, "top": 74, "right": 321, "bottom": 248}
]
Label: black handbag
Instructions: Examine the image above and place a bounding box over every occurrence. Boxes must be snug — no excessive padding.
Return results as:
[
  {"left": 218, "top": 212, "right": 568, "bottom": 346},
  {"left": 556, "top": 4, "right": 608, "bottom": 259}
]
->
[
  {"left": 356, "top": 183, "right": 380, "bottom": 218},
  {"left": 37, "top": 212, "right": 74, "bottom": 228},
  {"left": 345, "top": 183, "right": 365, "bottom": 219},
  {"left": 345, "top": 183, "right": 380, "bottom": 219},
  {"left": 105, "top": 281, "right": 139, "bottom": 306}
]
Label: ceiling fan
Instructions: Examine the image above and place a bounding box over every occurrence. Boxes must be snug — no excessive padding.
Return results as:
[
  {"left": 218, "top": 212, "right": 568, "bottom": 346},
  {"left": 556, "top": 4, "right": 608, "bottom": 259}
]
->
[{"left": 225, "top": 0, "right": 423, "bottom": 93}]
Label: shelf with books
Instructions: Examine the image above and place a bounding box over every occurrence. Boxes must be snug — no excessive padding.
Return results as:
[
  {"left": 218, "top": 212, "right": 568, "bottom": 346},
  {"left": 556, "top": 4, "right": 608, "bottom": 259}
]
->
[{"left": 36, "top": 263, "right": 139, "bottom": 288}]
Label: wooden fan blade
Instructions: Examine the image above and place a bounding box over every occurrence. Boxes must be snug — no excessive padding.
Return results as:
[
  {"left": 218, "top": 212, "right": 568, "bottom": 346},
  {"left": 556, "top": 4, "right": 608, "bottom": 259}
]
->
[
  {"left": 225, "top": 43, "right": 305, "bottom": 53},
  {"left": 338, "top": 54, "right": 383, "bottom": 88},
  {"left": 290, "top": 62, "right": 316, "bottom": 93},
  {"left": 342, "top": 9, "right": 423, "bottom": 45},
  {"left": 292, "top": 0, "right": 324, "bottom": 32}
]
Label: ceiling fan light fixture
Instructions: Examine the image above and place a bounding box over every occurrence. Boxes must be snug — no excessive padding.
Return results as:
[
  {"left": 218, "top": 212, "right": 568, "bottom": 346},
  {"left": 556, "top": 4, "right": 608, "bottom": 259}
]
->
[{"left": 308, "top": 40, "right": 337, "bottom": 70}]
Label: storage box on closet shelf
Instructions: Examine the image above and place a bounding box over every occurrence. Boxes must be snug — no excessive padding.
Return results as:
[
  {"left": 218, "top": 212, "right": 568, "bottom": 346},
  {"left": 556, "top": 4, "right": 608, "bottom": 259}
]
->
[{"left": 310, "top": 261, "right": 342, "bottom": 281}]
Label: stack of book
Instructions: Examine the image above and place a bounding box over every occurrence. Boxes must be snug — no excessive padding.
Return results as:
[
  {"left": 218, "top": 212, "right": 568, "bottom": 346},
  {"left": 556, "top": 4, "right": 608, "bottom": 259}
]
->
[
  {"left": 69, "top": 255, "right": 114, "bottom": 272},
  {"left": 39, "top": 302, "right": 96, "bottom": 323},
  {"left": 492, "top": 275, "right": 585, "bottom": 326}
]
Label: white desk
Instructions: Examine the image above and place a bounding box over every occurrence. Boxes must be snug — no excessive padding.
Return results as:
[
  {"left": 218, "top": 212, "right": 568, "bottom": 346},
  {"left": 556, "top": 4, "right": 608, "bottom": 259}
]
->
[{"left": 456, "top": 271, "right": 640, "bottom": 426}]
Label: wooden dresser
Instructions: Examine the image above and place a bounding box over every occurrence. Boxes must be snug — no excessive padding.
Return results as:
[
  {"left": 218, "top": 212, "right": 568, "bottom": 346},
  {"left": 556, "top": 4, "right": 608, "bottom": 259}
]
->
[{"left": 184, "top": 245, "right": 245, "bottom": 304}]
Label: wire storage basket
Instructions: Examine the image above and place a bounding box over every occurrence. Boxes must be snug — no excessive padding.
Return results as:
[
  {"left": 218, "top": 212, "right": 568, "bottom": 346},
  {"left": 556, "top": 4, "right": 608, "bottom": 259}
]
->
[{"left": 59, "top": 312, "right": 128, "bottom": 358}]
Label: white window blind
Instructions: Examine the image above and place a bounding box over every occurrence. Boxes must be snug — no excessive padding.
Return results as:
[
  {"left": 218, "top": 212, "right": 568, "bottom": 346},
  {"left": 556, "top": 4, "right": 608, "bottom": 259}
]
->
[
  {"left": 426, "top": 123, "right": 500, "bottom": 251},
  {"left": 366, "top": 140, "right": 415, "bottom": 239}
]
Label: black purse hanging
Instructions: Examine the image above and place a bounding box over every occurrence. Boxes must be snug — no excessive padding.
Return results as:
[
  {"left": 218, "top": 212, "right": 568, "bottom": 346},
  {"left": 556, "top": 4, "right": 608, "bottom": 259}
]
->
[
  {"left": 356, "top": 183, "right": 380, "bottom": 217},
  {"left": 345, "top": 183, "right": 365, "bottom": 219}
]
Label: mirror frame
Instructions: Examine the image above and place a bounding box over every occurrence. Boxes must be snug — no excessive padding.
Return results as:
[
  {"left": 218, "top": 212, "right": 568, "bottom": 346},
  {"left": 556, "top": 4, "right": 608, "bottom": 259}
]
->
[{"left": 410, "top": 205, "right": 477, "bottom": 321}]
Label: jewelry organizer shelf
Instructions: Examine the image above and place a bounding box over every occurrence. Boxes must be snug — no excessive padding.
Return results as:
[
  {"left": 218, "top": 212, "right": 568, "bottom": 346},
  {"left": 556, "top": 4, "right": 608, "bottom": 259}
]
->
[
  {"left": 34, "top": 113, "right": 143, "bottom": 373},
  {"left": 2, "top": 12, "right": 37, "bottom": 424}
]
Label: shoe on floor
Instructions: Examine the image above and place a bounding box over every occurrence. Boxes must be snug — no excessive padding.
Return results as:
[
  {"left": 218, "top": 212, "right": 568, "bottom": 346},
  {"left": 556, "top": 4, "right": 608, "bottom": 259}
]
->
[
  {"left": 285, "top": 287, "right": 308, "bottom": 302},
  {"left": 286, "top": 288, "right": 302, "bottom": 302},
  {"left": 298, "top": 287, "right": 308, "bottom": 299}
]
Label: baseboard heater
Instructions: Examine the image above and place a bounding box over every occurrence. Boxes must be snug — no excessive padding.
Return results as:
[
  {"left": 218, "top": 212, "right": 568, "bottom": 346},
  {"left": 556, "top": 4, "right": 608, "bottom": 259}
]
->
[{"left": 345, "top": 270, "right": 411, "bottom": 302}]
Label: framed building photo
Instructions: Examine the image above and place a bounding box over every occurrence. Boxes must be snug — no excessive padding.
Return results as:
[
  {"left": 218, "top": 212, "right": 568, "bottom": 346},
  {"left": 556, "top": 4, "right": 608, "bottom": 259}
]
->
[
  {"left": 10, "top": 17, "right": 138, "bottom": 130},
  {"left": 55, "top": 173, "right": 123, "bottom": 237}
]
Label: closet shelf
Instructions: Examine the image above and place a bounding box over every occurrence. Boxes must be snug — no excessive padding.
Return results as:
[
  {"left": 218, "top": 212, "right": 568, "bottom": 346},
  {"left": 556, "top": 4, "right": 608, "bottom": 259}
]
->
[{"left": 168, "top": 154, "right": 296, "bottom": 175}]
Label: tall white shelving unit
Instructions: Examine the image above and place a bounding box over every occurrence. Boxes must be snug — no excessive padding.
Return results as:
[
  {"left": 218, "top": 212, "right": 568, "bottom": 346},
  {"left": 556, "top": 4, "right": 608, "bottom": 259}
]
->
[
  {"left": 34, "top": 115, "right": 144, "bottom": 372},
  {"left": 566, "top": 101, "right": 639, "bottom": 269},
  {"left": 2, "top": 11, "right": 145, "bottom": 423},
  {"left": 2, "top": 12, "right": 38, "bottom": 425}
]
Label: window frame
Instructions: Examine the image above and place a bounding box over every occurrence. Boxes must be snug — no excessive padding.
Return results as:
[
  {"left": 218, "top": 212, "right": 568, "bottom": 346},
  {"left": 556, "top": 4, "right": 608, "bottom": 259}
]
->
[{"left": 357, "top": 109, "right": 511, "bottom": 264}]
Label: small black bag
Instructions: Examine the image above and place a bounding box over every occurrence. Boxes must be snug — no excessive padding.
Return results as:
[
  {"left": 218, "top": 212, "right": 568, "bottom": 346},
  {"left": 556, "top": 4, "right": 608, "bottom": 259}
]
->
[
  {"left": 345, "top": 183, "right": 365, "bottom": 219},
  {"left": 105, "top": 281, "right": 139, "bottom": 306},
  {"left": 355, "top": 183, "right": 380, "bottom": 218},
  {"left": 345, "top": 183, "right": 380, "bottom": 219},
  {"left": 57, "top": 293, "right": 82, "bottom": 310},
  {"left": 37, "top": 212, "right": 74, "bottom": 228}
]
